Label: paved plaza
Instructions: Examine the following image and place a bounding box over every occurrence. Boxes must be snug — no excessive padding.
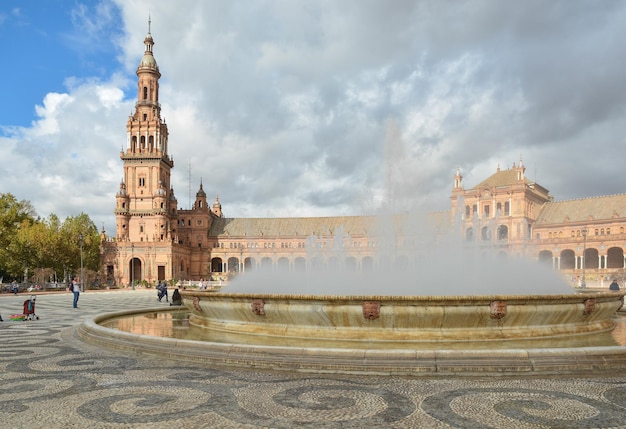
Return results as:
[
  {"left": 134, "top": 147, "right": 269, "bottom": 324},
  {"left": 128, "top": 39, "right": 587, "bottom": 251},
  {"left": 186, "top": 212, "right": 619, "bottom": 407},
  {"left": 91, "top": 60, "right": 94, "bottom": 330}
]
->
[{"left": 1, "top": 289, "right": 625, "bottom": 428}]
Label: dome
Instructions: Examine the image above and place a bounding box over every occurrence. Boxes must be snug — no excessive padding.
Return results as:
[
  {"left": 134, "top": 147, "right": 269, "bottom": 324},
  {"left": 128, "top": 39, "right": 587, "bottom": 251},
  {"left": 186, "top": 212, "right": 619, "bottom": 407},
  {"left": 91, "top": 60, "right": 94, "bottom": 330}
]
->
[{"left": 139, "top": 53, "right": 158, "bottom": 69}]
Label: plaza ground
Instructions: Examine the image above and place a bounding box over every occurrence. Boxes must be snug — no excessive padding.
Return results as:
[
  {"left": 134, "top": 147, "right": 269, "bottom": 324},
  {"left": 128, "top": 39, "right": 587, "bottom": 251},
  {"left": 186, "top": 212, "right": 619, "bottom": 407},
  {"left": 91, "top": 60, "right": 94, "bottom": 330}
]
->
[{"left": 1, "top": 289, "right": 625, "bottom": 428}]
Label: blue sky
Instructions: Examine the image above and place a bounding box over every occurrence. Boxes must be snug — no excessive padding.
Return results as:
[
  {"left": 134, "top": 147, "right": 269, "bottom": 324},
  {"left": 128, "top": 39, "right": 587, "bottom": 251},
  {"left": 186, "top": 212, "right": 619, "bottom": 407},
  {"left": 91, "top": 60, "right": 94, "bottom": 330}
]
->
[
  {"left": 2, "top": 0, "right": 626, "bottom": 236},
  {"left": 0, "top": 1, "right": 123, "bottom": 127}
]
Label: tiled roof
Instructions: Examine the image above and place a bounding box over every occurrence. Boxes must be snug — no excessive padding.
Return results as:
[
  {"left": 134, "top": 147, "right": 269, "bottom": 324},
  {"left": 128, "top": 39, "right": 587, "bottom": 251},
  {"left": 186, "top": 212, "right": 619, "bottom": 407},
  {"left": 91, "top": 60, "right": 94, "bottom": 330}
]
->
[
  {"left": 209, "top": 212, "right": 451, "bottom": 238},
  {"left": 470, "top": 168, "right": 529, "bottom": 189},
  {"left": 535, "top": 194, "right": 626, "bottom": 225}
]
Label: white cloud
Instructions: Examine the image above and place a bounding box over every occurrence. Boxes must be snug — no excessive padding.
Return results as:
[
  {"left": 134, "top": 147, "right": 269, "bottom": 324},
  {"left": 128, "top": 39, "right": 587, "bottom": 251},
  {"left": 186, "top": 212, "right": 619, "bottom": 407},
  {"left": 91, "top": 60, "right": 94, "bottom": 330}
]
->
[{"left": 3, "top": 0, "right": 626, "bottom": 234}]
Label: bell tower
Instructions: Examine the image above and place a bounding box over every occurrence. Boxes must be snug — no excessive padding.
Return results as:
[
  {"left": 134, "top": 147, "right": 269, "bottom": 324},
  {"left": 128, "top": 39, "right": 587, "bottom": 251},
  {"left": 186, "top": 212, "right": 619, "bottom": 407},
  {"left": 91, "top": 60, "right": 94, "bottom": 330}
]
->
[{"left": 115, "top": 20, "right": 175, "bottom": 242}]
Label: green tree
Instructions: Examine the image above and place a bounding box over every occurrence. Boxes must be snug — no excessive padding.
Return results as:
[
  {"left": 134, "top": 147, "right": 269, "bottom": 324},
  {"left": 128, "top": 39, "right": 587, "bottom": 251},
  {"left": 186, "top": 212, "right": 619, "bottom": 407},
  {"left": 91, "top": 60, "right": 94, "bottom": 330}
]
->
[
  {"left": 58, "top": 213, "right": 100, "bottom": 285},
  {"left": 0, "top": 194, "right": 101, "bottom": 286},
  {"left": 0, "top": 193, "right": 37, "bottom": 280}
]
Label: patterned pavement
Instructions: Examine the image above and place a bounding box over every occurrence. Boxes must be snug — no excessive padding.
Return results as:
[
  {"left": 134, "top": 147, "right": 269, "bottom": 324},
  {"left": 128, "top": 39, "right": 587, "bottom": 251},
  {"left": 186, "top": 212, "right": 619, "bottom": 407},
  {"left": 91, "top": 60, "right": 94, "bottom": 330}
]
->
[{"left": 1, "top": 289, "right": 625, "bottom": 428}]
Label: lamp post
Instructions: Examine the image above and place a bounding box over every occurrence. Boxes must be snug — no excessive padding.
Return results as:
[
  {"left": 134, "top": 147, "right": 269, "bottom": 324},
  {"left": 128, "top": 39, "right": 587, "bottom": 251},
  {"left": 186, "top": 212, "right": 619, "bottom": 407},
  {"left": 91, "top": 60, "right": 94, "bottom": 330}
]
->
[
  {"left": 79, "top": 233, "right": 84, "bottom": 292},
  {"left": 581, "top": 227, "right": 588, "bottom": 289},
  {"left": 131, "top": 244, "right": 135, "bottom": 290}
]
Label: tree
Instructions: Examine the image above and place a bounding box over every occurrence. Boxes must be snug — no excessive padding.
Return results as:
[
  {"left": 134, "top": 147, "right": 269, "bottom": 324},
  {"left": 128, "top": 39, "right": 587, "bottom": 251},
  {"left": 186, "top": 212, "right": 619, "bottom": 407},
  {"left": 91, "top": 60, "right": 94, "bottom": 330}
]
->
[
  {"left": 0, "top": 193, "right": 37, "bottom": 280},
  {"left": 58, "top": 213, "right": 100, "bottom": 285},
  {"left": 0, "top": 195, "right": 101, "bottom": 286}
]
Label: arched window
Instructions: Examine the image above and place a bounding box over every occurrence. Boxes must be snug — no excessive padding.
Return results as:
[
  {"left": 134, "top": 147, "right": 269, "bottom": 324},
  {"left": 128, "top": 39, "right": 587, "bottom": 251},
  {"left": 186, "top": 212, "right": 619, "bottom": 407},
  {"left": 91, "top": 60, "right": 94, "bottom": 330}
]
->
[
  {"left": 497, "top": 225, "right": 508, "bottom": 240},
  {"left": 538, "top": 250, "right": 553, "bottom": 266},
  {"left": 143, "top": 87, "right": 148, "bottom": 100},
  {"left": 607, "top": 247, "right": 624, "bottom": 268},
  {"left": 504, "top": 202, "right": 510, "bottom": 215},
  {"left": 560, "top": 249, "right": 576, "bottom": 269}
]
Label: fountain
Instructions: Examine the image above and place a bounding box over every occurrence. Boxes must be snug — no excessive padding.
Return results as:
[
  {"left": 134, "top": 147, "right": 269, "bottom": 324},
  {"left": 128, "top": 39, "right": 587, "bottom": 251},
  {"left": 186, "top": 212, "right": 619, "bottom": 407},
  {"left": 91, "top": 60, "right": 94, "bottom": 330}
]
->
[{"left": 79, "top": 219, "right": 626, "bottom": 375}]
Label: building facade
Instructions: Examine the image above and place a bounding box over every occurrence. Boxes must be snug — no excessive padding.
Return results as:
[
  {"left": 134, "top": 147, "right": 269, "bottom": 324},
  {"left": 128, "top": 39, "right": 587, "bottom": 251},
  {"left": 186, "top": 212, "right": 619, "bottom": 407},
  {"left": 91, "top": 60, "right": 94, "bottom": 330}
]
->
[{"left": 100, "top": 32, "right": 626, "bottom": 288}]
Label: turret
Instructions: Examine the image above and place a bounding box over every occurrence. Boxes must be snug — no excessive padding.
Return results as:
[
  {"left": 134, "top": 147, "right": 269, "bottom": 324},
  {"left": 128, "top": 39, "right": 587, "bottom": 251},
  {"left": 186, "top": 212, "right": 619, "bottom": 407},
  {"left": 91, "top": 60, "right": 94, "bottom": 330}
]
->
[
  {"left": 115, "top": 179, "right": 131, "bottom": 240},
  {"left": 212, "top": 194, "right": 223, "bottom": 218},
  {"left": 194, "top": 181, "right": 208, "bottom": 210},
  {"left": 453, "top": 167, "right": 463, "bottom": 190}
]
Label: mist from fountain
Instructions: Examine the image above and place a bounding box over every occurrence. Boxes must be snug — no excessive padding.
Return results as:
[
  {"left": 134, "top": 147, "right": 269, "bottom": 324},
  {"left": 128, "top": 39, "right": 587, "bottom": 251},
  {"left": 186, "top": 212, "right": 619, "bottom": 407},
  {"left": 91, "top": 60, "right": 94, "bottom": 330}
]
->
[{"left": 226, "top": 204, "right": 574, "bottom": 296}]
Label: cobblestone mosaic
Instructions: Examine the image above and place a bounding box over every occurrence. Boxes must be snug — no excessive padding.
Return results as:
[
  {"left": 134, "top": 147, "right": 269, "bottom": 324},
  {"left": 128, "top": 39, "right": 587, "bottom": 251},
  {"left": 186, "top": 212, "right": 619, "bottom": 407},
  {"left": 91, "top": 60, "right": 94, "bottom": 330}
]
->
[{"left": 1, "top": 290, "right": 625, "bottom": 428}]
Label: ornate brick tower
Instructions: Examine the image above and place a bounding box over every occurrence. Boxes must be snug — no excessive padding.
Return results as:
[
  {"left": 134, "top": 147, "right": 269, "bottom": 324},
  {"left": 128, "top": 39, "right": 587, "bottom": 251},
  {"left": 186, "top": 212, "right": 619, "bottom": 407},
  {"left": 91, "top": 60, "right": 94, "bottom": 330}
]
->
[
  {"left": 103, "top": 22, "right": 181, "bottom": 287},
  {"left": 115, "top": 21, "right": 175, "bottom": 243}
]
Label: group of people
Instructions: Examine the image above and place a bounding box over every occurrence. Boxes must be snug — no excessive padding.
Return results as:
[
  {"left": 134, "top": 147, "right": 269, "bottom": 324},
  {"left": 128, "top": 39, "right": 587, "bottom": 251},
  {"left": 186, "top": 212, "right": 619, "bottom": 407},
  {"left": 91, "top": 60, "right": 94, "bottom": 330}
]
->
[
  {"left": 157, "top": 281, "right": 181, "bottom": 305},
  {"left": 1, "top": 278, "right": 185, "bottom": 322}
]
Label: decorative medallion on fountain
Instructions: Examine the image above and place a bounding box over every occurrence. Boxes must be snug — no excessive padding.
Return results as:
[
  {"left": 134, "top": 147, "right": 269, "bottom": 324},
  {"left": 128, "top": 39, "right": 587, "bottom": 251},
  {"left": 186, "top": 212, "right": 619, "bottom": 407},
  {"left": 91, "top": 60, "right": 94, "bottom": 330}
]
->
[
  {"left": 583, "top": 298, "right": 596, "bottom": 316},
  {"left": 192, "top": 296, "right": 203, "bottom": 312},
  {"left": 490, "top": 300, "right": 507, "bottom": 319},
  {"left": 362, "top": 301, "right": 381, "bottom": 320},
  {"left": 251, "top": 299, "right": 265, "bottom": 316}
]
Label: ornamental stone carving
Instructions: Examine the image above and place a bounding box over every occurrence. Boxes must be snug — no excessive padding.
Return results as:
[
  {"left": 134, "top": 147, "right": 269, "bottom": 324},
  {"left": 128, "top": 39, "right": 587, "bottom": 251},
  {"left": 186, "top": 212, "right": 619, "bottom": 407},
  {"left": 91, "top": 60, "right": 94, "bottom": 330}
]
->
[
  {"left": 193, "top": 296, "right": 202, "bottom": 312},
  {"left": 362, "top": 301, "right": 381, "bottom": 320},
  {"left": 251, "top": 299, "right": 265, "bottom": 316},
  {"left": 490, "top": 300, "right": 507, "bottom": 319},
  {"left": 583, "top": 298, "right": 596, "bottom": 316}
]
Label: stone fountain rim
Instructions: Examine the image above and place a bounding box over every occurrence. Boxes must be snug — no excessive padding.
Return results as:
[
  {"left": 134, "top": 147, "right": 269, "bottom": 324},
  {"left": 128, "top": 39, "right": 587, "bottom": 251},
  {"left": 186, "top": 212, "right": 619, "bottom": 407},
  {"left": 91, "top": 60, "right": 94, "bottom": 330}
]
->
[
  {"left": 77, "top": 305, "right": 626, "bottom": 376},
  {"left": 181, "top": 290, "right": 623, "bottom": 303}
]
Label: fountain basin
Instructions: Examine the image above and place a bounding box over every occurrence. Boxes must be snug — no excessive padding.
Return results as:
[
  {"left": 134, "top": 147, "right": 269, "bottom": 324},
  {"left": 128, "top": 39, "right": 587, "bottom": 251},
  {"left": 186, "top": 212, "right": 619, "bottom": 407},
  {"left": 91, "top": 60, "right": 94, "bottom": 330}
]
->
[
  {"left": 182, "top": 291, "right": 624, "bottom": 346},
  {"left": 77, "top": 291, "right": 626, "bottom": 375}
]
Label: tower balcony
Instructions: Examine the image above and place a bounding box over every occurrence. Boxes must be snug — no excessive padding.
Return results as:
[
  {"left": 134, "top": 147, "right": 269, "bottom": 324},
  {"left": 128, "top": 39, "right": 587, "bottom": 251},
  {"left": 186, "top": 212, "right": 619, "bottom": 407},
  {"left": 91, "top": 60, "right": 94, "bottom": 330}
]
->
[
  {"left": 120, "top": 150, "right": 174, "bottom": 167},
  {"left": 135, "top": 100, "right": 161, "bottom": 109}
]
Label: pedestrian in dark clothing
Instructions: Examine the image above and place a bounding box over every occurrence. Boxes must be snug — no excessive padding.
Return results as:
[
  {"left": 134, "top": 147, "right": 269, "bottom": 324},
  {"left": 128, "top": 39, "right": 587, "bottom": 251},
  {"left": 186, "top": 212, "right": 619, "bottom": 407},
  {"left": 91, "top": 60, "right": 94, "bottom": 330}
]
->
[
  {"left": 609, "top": 280, "right": 620, "bottom": 291},
  {"left": 158, "top": 281, "right": 168, "bottom": 302},
  {"left": 170, "top": 288, "right": 182, "bottom": 306}
]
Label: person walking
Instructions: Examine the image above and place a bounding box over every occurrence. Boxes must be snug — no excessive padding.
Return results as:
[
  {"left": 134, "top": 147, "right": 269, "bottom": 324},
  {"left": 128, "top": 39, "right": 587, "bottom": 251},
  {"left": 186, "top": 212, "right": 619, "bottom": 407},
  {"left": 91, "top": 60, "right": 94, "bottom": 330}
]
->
[
  {"left": 158, "top": 281, "right": 169, "bottom": 302},
  {"left": 609, "top": 280, "right": 620, "bottom": 291},
  {"left": 71, "top": 277, "right": 81, "bottom": 308}
]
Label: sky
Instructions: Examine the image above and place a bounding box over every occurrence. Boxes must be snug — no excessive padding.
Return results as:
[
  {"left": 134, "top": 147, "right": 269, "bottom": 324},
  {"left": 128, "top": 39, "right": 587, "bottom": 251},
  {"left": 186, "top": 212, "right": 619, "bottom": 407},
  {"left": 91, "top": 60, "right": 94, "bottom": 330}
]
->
[{"left": 1, "top": 0, "right": 626, "bottom": 235}]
